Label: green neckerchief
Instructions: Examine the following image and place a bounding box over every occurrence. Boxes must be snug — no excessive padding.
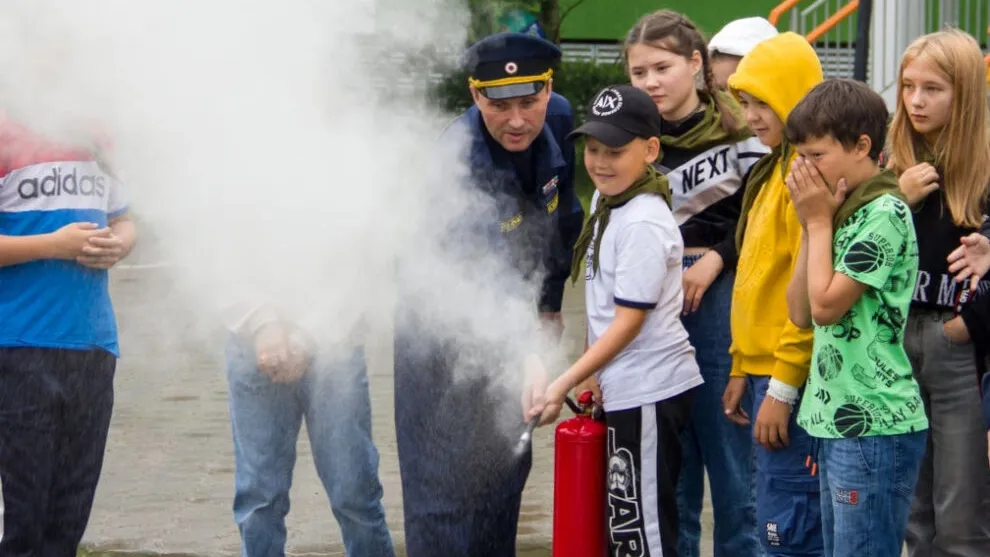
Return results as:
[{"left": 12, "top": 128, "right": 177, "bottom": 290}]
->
[
  {"left": 570, "top": 165, "right": 672, "bottom": 283},
  {"left": 915, "top": 141, "right": 939, "bottom": 166},
  {"left": 734, "top": 139, "right": 793, "bottom": 251},
  {"left": 832, "top": 169, "right": 905, "bottom": 230},
  {"left": 661, "top": 90, "right": 752, "bottom": 151}
]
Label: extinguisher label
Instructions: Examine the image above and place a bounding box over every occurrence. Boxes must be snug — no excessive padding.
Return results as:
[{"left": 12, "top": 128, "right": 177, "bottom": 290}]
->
[{"left": 607, "top": 427, "right": 647, "bottom": 556}]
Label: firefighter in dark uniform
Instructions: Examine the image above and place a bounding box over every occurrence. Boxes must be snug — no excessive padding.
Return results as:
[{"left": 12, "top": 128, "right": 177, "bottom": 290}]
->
[{"left": 393, "top": 33, "right": 584, "bottom": 557}]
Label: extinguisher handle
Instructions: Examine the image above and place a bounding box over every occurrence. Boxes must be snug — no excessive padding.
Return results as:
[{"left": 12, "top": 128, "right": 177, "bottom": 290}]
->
[
  {"left": 564, "top": 396, "right": 582, "bottom": 415},
  {"left": 576, "top": 390, "right": 596, "bottom": 407}
]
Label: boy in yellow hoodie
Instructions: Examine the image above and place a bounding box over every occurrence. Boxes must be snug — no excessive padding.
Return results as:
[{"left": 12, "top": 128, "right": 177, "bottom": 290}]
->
[{"left": 720, "top": 32, "right": 825, "bottom": 556}]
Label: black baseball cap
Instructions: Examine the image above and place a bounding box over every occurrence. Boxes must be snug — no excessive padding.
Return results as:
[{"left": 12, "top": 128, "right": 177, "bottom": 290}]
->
[{"left": 567, "top": 85, "right": 662, "bottom": 148}]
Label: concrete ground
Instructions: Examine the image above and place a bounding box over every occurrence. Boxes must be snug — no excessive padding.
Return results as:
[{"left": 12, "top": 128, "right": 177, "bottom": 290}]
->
[{"left": 81, "top": 265, "right": 715, "bottom": 556}]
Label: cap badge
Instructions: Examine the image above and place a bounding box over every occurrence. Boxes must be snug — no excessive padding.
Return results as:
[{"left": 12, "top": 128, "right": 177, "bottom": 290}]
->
[
  {"left": 504, "top": 61, "right": 518, "bottom": 75},
  {"left": 592, "top": 88, "right": 623, "bottom": 116}
]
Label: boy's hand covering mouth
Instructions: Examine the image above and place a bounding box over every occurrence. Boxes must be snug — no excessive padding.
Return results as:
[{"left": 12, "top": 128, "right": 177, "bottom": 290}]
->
[{"left": 786, "top": 157, "right": 847, "bottom": 228}]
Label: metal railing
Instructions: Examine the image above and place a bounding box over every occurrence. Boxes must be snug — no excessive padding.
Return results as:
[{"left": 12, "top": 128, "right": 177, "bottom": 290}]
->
[
  {"left": 770, "top": 0, "right": 990, "bottom": 105},
  {"left": 560, "top": 42, "right": 623, "bottom": 65},
  {"left": 868, "top": 0, "right": 990, "bottom": 105},
  {"left": 770, "top": 0, "right": 863, "bottom": 78},
  {"left": 919, "top": 0, "right": 990, "bottom": 38}
]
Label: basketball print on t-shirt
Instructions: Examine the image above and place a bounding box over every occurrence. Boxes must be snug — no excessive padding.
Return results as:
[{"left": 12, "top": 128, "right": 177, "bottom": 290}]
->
[
  {"left": 833, "top": 402, "right": 874, "bottom": 437},
  {"left": 817, "top": 344, "right": 843, "bottom": 381},
  {"left": 843, "top": 240, "right": 888, "bottom": 275}
]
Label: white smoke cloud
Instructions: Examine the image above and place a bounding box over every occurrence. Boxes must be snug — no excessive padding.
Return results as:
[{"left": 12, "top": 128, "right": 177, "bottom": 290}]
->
[{"left": 0, "top": 0, "right": 571, "bottom": 434}]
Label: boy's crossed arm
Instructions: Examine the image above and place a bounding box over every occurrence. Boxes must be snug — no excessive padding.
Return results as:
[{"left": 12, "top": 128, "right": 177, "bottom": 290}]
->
[
  {"left": 77, "top": 215, "right": 135, "bottom": 269},
  {"left": 0, "top": 216, "right": 134, "bottom": 269}
]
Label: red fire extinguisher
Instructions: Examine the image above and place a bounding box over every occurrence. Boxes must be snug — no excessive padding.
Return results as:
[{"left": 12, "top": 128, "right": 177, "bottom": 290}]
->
[{"left": 553, "top": 390, "right": 608, "bottom": 557}]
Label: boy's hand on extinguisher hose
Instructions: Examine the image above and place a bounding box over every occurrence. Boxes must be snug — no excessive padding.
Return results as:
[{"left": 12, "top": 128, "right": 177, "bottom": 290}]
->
[
  {"left": 754, "top": 396, "right": 792, "bottom": 450},
  {"left": 722, "top": 376, "right": 750, "bottom": 426},
  {"left": 530, "top": 379, "right": 567, "bottom": 426}
]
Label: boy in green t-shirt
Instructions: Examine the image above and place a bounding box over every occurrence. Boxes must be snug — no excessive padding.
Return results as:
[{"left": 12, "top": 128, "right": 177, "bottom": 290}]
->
[{"left": 783, "top": 79, "right": 929, "bottom": 557}]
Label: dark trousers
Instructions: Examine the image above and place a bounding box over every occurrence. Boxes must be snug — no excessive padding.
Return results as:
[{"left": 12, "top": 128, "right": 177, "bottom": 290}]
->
[
  {"left": 605, "top": 389, "right": 694, "bottom": 557},
  {"left": 394, "top": 327, "right": 531, "bottom": 557},
  {"left": 0, "top": 347, "right": 116, "bottom": 557}
]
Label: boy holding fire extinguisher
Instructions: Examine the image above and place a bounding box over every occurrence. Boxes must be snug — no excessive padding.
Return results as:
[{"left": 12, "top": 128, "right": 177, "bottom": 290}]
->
[{"left": 530, "top": 84, "right": 703, "bottom": 557}]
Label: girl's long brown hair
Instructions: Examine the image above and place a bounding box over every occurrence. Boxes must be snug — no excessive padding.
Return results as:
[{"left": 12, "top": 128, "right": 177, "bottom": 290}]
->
[
  {"left": 887, "top": 29, "right": 990, "bottom": 227},
  {"left": 624, "top": 10, "right": 742, "bottom": 135}
]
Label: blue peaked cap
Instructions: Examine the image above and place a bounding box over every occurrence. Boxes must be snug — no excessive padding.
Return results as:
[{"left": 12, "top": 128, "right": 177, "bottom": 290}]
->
[{"left": 462, "top": 32, "right": 562, "bottom": 100}]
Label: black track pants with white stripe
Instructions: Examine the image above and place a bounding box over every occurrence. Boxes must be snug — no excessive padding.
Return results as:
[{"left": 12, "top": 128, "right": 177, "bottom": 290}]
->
[{"left": 605, "top": 389, "right": 694, "bottom": 557}]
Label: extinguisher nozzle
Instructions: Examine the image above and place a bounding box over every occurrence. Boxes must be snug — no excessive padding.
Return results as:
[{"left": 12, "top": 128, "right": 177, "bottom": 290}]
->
[{"left": 513, "top": 417, "right": 540, "bottom": 456}]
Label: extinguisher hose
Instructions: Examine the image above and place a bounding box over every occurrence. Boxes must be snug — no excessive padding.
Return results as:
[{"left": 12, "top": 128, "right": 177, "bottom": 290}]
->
[{"left": 514, "top": 395, "right": 602, "bottom": 456}]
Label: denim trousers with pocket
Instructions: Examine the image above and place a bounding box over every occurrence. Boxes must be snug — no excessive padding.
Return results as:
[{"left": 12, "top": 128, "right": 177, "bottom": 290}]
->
[
  {"left": 818, "top": 431, "right": 927, "bottom": 557},
  {"left": 750, "top": 375, "right": 825, "bottom": 557}
]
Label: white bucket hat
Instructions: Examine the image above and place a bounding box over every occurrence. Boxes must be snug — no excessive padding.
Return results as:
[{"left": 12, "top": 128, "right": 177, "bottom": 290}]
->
[{"left": 709, "top": 17, "right": 780, "bottom": 57}]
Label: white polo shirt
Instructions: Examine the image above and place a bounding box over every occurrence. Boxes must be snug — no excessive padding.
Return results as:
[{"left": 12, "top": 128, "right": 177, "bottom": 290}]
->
[{"left": 584, "top": 190, "right": 703, "bottom": 412}]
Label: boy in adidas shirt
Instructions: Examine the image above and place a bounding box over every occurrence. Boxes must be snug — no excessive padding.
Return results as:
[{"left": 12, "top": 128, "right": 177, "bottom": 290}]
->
[
  {"left": 0, "top": 119, "right": 135, "bottom": 554},
  {"left": 531, "top": 85, "right": 703, "bottom": 557}
]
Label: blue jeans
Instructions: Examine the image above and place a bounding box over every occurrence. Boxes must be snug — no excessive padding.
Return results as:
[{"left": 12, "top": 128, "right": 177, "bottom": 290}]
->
[
  {"left": 750, "top": 375, "right": 824, "bottom": 556},
  {"left": 818, "top": 432, "right": 926, "bottom": 557},
  {"left": 225, "top": 337, "right": 394, "bottom": 557},
  {"left": 677, "top": 265, "right": 760, "bottom": 557}
]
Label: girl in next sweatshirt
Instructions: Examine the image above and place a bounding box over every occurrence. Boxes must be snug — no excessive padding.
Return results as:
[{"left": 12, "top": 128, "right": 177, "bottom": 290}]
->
[
  {"left": 886, "top": 29, "right": 990, "bottom": 557},
  {"left": 622, "top": 10, "right": 769, "bottom": 557}
]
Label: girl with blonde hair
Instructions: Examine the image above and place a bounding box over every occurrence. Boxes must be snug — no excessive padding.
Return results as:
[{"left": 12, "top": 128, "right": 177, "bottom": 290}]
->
[{"left": 886, "top": 28, "right": 990, "bottom": 557}]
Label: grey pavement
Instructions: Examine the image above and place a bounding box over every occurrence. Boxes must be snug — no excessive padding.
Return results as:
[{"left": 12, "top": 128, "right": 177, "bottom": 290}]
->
[{"left": 82, "top": 266, "right": 715, "bottom": 556}]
